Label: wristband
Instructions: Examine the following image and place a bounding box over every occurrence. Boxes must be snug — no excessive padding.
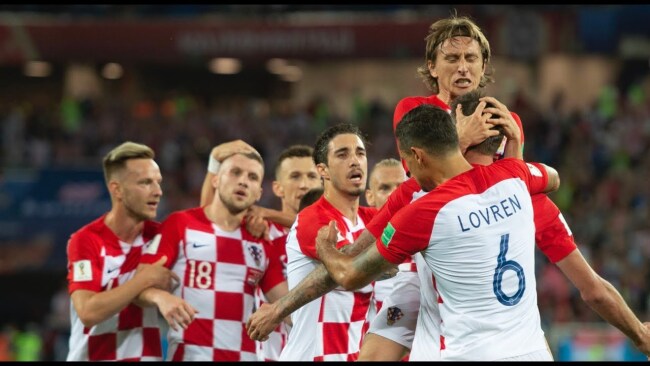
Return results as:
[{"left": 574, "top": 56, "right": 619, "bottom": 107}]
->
[{"left": 208, "top": 155, "right": 221, "bottom": 174}]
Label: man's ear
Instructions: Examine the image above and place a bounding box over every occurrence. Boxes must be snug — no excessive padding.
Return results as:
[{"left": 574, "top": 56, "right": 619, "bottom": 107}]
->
[
  {"left": 211, "top": 173, "right": 219, "bottom": 189},
  {"left": 428, "top": 60, "right": 437, "bottom": 78},
  {"left": 108, "top": 180, "right": 121, "bottom": 199},
  {"left": 411, "top": 147, "right": 426, "bottom": 166},
  {"left": 316, "top": 163, "right": 329, "bottom": 181},
  {"left": 272, "top": 180, "right": 283, "bottom": 199},
  {"left": 365, "top": 188, "right": 375, "bottom": 207}
]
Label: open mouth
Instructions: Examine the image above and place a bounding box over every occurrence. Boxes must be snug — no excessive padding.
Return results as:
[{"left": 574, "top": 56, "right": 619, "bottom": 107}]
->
[
  {"left": 454, "top": 78, "right": 472, "bottom": 87},
  {"left": 348, "top": 171, "right": 363, "bottom": 183}
]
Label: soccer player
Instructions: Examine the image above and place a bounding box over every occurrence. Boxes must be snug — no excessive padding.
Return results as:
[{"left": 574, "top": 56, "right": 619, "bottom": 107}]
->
[
  {"left": 138, "top": 151, "right": 287, "bottom": 361},
  {"left": 202, "top": 139, "right": 297, "bottom": 237},
  {"left": 66, "top": 142, "right": 181, "bottom": 361},
  {"left": 279, "top": 123, "right": 377, "bottom": 361},
  {"left": 315, "top": 104, "right": 559, "bottom": 360},
  {"left": 254, "top": 145, "right": 321, "bottom": 361}
]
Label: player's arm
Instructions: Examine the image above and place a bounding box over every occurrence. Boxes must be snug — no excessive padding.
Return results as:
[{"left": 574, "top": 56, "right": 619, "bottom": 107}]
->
[
  {"left": 556, "top": 249, "right": 650, "bottom": 355},
  {"left": 135, "top": 287, "right": 197, "bottom": 331},
  {"left": 251, "top": 205, "right": 296, "bottom": 228},
  {"left": 538, "top": 163, "right": 560, "bottom": 193},
  {"left": 246, "top": 229, "right": 377, "bottom": 341},
  {"left": 359, "top": 334, "right": 410, "bottom": 361},
  {"left": 71, "top": 256, "right": 172, "bottom": 328},
  {"left": 316, "top": 221, "right": 394, "bottom": 291},
  {"left": 200, "top": 140, "right": 259, "bottom": 206}
]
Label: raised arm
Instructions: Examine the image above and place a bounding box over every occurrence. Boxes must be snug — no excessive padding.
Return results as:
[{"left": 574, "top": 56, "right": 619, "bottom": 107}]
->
[
  {"left": 246, "top": 229, "right": 376, "bottom": 341},
  {"left": 556, "top": 249, "right": 650, "bottom": 356},
  {"left": 316, "top": 221, "right": 394, "bottom": 291}
]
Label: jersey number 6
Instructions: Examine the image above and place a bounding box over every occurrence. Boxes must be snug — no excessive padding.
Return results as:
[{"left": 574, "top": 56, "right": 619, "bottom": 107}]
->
[{"left": 492, "top": 234, "right": 525, "bottom": 306}]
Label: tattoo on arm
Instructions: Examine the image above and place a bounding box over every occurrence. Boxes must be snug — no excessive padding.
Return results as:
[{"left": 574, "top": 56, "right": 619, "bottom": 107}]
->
[{"left": 276, "top": 265, "right": 337, "bottom": 319}]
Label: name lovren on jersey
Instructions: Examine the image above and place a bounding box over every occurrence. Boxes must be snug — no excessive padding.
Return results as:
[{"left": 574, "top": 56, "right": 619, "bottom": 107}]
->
[{"left": 456, "top": 194, "right": 522, "bottom": 232}]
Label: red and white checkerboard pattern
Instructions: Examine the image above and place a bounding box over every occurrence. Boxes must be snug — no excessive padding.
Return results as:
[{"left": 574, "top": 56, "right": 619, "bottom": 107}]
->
[
  {"left": 254, "top": 221, "right": 290, "bottom": 361},
  {"left": 66, "top": 216, "right": 163, "bottom": 361},
  {"left": 282, "top": 197, "right": 376, "bottom": 361},
  {"left": 141, "top": 207, "right": 285, "bottom": 361}
]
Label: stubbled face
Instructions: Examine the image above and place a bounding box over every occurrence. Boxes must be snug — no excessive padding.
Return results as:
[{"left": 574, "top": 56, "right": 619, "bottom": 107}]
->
[
  {"left": 429, "top": 36, "right": 486, "bottom": 104},
  {"left": 319, "top": 133, "right": 368, "bottom": 198},
  {"left": 274, "top": 156, "right": 321, "bottom": 214},
  {"left": 365, "top": 165, "right": 407, "bottom": 209},
  {"left": 114, "top": 158, "right": 162, "bottom": 221},
  {"left": 216, "top": 154, "right": 264, "bottom": 215}
]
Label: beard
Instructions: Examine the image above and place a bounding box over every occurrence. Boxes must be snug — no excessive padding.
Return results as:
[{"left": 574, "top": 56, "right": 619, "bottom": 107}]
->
[{"left": 218, "top": 190, "right": 251, "bottom": 215}]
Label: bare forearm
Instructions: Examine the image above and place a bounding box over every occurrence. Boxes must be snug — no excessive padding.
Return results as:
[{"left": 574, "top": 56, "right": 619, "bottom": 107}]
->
[
  {"left": 584, "top": 278, "right": 646, "bottom": 345},
  {"left": 260, "top": 207, "right": 295, "bottom": 228},
  {"left": 504, "top": 139, "right": 523, "bottom": 160},
  {"left": 133, "top": 287, "right": 167, "bottom": 308},
  {"left": 200, "top": 173, "right": 216, "bottom": 207},
  {"left": 276, "top": 265, "right": 337, "bottom": 319},
  {"left": 75, "top": 276, "right": 152, "bottom": 327}
]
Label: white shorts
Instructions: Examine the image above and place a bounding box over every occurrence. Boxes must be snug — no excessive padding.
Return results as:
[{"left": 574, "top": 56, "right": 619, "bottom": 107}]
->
[{"left": 366, "top": 271, "right": 420, "bottom": 349}]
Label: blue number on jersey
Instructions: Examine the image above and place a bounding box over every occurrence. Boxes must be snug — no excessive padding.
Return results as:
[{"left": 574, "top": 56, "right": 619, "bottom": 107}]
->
[{"left": 493, "top": 233, "right": 525, "bottom": 306}]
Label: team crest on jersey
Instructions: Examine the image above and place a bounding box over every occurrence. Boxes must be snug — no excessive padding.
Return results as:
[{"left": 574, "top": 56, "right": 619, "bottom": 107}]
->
[
  {"left": 247, "top": 244, "right": 263, "bottom": 267},
  {"left": 386, "top": 306, "right": 403, "bottom": 325}
]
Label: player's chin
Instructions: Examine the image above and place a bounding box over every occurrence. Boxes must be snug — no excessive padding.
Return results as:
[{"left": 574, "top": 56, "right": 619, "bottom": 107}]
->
[{"left": 348, "top": 187, "right": 364, "bottom": 197}]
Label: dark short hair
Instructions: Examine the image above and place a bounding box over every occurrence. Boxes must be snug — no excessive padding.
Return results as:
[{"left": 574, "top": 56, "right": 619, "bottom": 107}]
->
[
  {"left": 395, "top": 105, "right": 458, "bottom": 157},
  {"left": 274, "top": 145, "right": 314, "bottom": 180},
  {"left": 299, "top": 187, "right": 324, "bottom": 212},
  {"left": 450, "top": 90, "right": 505, "bottom": 156},
  {"left": 313, "top": 123, "right": 368, "bottom": 165}
]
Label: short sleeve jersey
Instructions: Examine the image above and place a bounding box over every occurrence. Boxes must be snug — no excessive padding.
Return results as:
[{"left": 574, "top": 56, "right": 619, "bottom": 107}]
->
[
  {"left": 281, "top": 197, "right": 377, "bottom": 361},
  {"left": 377, "top": 159, "right": 550, "bottom": 360},
  {"left": 66, "top": 215, "right": 162, "bottom": 361},
  {"left": 254, "top": 221, "right": 290, "bottom": 361},
  {"left": 140, "top": 207, "right": 285, "bottom": 361}
]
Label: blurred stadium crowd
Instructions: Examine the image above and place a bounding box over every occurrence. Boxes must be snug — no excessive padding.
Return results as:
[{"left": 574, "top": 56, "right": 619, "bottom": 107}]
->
[{"left": 0, "top": 4, "right": 649, "bottom": 361}]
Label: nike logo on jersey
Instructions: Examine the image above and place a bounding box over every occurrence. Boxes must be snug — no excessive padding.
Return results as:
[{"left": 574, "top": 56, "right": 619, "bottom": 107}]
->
[
  {"left": 107, "top": 267, "right": 120, "bottom": 274},
  {"left": 189, "top": 241, "right": 210, "bottom": 249}
]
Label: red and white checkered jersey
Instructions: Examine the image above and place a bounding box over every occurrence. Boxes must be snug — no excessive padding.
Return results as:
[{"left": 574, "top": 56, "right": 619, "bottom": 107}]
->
[
  {"left": 255, "top": 221, "right": 290, "bottom": 361},
  {"left": 140, "top": 207, "right": 285, "bottom": 361},
  {"left": 281, "top": 197, "right": 377, "bottom": 361},
  {"left": 66, "top": 215, "right": 163, "bottom": 361},
  {"left": 377, "top": 159, "right": 550, "bottom": 360}
]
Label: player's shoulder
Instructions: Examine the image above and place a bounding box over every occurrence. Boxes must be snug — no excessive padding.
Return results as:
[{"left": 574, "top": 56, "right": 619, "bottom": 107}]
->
[
  {"left": 297, "top": 197, "right": 336, "bottom": 223},
  {"left": 70, "top": 215, "right": 107, "bottom": 241},
  {"left": 358, "top": 205, "right": 378, "bottom": 221},
  {"left": 164, "top": 206, "right": 204, "bottom": 224}
]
